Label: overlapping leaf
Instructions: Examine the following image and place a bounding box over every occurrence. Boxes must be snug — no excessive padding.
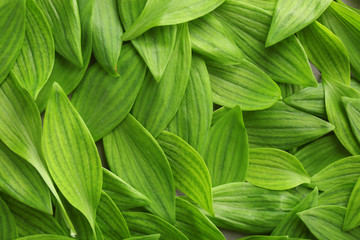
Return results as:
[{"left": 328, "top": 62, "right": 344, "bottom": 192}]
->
[
  {"left": 247, "top": 148, "right": 310, "bottom": 190},
  {"left": 278, "top": 83, "right": 304, "bottom": 99},
  {"left": 239, "top": 237, "right": 287, "bottom": 240},
  {"left": 42, "top": 83, "right": 103, "bottom": 230},
  {"left": 124, "top": 235, "right": 161, "bottom": 240},
  {"left": 103, "top": 114, "right": 175, "bottom": 223},
  {"left": 298, "top": 205, "right": 360, "bottom": 240},
  {"left": 189, "top": 14, "right": 244, "bottom": 64},
  {"left": 343, "top": 97, "right": 360, "bottom": 145},
  {"left": 11, "top": 0, "right": 55, "bottom": 99},
  {"left": 92, "top": 0, "right": 122, "bottom": 76},
  {"left": 0, "top": 0, "right": 25, "bottom": 84},
  {"left": 318, "top": 183, "right": 355, "bottom": 207},
  {"left": 71, "top": 44, "right": 147, "bottom": 141},
  {"left": 207, "top": 60, "right": 280, "bottom": 110},
  {"left": 121, "top": 0, "right": 225, "bottom": 40},
  {"left": 119, "top": 0, "right": 177, "bottom": 82},
  {"left": 200, "top": 106, "right": 248, "bottom": 187},
  {"left": 157, "top": 131, "right": 214, "bottom": 215},
  {"left": 343, "top": 177, "right": 360, "bottom": 231},
  {"left": 166, "top": 55, "right": 212, "bottom": 151},
  {"left": 311, "top": 156, "right": 360, "bottom": 191},
  {"left": 175, "top": 198, "right": 224, "bottom": 240},
  {"left": 266, "top": 0, "right": 332, "bottom": 46},
  {"left": 243, "top": 102, "right": 334, "bottom": 149},
  {"left": 0, "top": 196, "right": 17, "bottom": 239},
  {"left": 297, "top": 21, "right": 350, "bottom": 85},
  {"left": 17, "top": 235, "right": 74, "bottom": 240},
  {"left": 132, "top": 23, "right": 191, "bottom": 137},
  {"left": 35, "top": 0, "right": 83, "bottom": 67},
  {"left": 213, "top": 1, "right": 317, "bottom": 87}
]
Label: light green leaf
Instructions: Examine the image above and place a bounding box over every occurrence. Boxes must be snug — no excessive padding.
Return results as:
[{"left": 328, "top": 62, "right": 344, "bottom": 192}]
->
[
  {"left": 284, "top": 84, "right": 326, "bottom": 118},
  {"left": 35, "top": 0, "right": 83, "bottom": 67},
  {"left": 103, "top": 114, "right": 175, "bottom": 223},
  {"left": 96, "top": 191, "right": 131, "bottom": 239},
  {"left": 119, "top": 0, "right": 177, "bottom": 82},
  {"left": 207, "top": 60, "right": 280, "bottom": 110},
  {"left": 343, "top": 97, "right": 360, "bottom": 145},
  {"left": 166, "top": 54, "right": 212, "bottom": 151},
  {"left": 211, "top": 107, "right": 230, "bottom": 126},
  {"left": 213, "top": 1, "right": 317, "bottom": 87},
  {"left": 318, "top": 183, "right": 355, "bottom": 207},
  {"left": 0, "top": 196, "right": 17, "bottom": 239},
  {"left": 297, "top": 21, "right": 350, "bottom": 85},
  {"left": 311, "top": 156, "right": 360, "bottom": 191},
  {"left": 157, "top": 131, "right": 214, "bottom": 215},
  {"left": 2, "top": 195, "right": 65, "bottom": 237},
  {"left": 243, "top": 102, "right": 334, "bottom": 149},
  {"left": 123, "top": 212, "right": 188, "bottom": 240},
  {"left": 121, "top": 0, "right": 225, "bottom": 40},
  {"left": 17, "top": 235, "right": 74, "bottom": 240},
  {"left": 36, "top": 0, "right": 94, "bottom": 111},
  {"left": 343, "top": 177, "right": 360, "bottom": 231},
  {"left": 323, "top": 77, "right": 360, "bottom": 155},
  {"left": 102, "top": 168, "right": 150, "bottom": 210},
  {"left": 271, "top": 188, "right": 318, "bottom": 238},
  {"left": 298, "top": 205, "right": 360, "bottom": 240},
  {"left": 247, "top": 148, "right": 310, "bottom": 190},
  {"left": 71, "top": 43, "right": 147, "bottom": 141},
  {"left": 0, "top": 0, "right": 25, "bottom": 84},
  {"left": 132, "top": 23, "right": 191, "bottom": 137},
  {"left": 11, "top": 0, "right": 55, "bottom": 99},
  {"left": 239, "top": 236, "right": 288, "bottom": 240},
  {"left": 207, "top": 182, "right": 300, "bottom": 234},
  {"left": 295, "top": 135, "right": 350, "bottom": 176},
  {"left": 0, "top": 141, "right": 51, "bottom": 214},
  {"left": 200, "top": 106, "right": 248, "bottom": 187},
  {"left": 124, "top": 235, "right": 161, "bottom": 240},
  {"left": 92, "top": 0, "right": 122, "bottom": 76},
  {"left": 189, "top": 14, "right": 244, "bottom": 64},
  {"left": 278, "top": 83, "right": 304, "bottom": 100},
  {"left": 42, "top": 83, "right": 103, "bottom": 230},
  {"left": 319, "top": 2, "right": 360, "bottom": 78},
  {"left": 266, "top": 0, "right": 332, "bottom": 46},
  {"left": 175, "top": 198, "right": 224, "bottom": 240}
]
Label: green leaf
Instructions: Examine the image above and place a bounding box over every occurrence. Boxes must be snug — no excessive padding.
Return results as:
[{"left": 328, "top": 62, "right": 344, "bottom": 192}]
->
[
  {"left": 42, "top": 83, "right": 103, "bottom": 230},
  {"left": 17, "top": 235, "right": 74, "bottom": 240},
  {"left": 200, "top": 106, "right": 248, "bottom": 187},
  {"left": 343, "top": 177, "right": 360, "bottom": 231},
  {"left": 319, "top": 2, "right": 360, "bottom": 78},
  {"left": 311, "top": 156, "right": 360, "bottom": 191},
  {"left": 298, "top": 205, "right": 360, "bottom": 240},
  {"left": 189, "top": 14, "right": 244, "bottom": 64},
  {"left": 102, "top": 168, "right": 150, "bottom": 210},
  {"left": 92, "top": 0, "right": 122, "bottom": 76},
  {"left": 295, "top": 135, "right": 350, "bottom": 176},
  {"left": 343, "top": 97, "right": 360, "bottom": 145},
  {"left": 2, "top": 195, "right": 65, "bottom": 237},
  {"left": 121, "top": 0, "right": 225, "bottom": 40},
  {"left": 297, "top": 21, "right": 350, "bottom": 85},
  {"left": 175, "top": 198, "right": 224, "bottom": 240},
  {"left": 71, "top": 43, "right": 147, "bottom": 141},
  {"left": 103, "top": 114, "right": 175, "bottom": 223},
  {"left": 284, "top": 84, "right": 326, "bottom": 118},
  {"left": 0, "top": 196, "right": 17, "bottom": 239},
  {"left": 35, "top": 0, "right": 83, "bottom": 67},
  {"left": 11, "top": 0, "right": 55, "bottom": 99},
  {"left": 266, "top": 0, "right": 332, "bottom": 46},
  {"left": 124, "top": 235, "right": 161, "bottom": 240},
  {"left": 323, "top": 77, "right": 360, "bottom": 155},
  {"left": 207, "top": 60, "right": 280, "bottom": 110},
  {"left": 119, "top": 0, "right": 177, "bottom": 82},
  {"left": 271, "top": 188, "right": 318, "bottom": 238},
  {"left": 96, "top": 191, "right": 131, "bottom": 239},
  {"left": 0, "top": 0, "right": 25, "bottom": 84},
  {"left": 247, "top": 148, "right": 310, "bottom": 190},
  {"left": 0, "top": 141, "right": 51, "bottom": 214},
  {"left": 213, "top": 1, "right": 317, "bottom": 87},
  {"left": 278, "top": 83, "right": 304, "bottom": 100},
  {"left": 157, "top": 131, "right": 214, "bottom": 216},
  {"left": 208, "top": 182, "right": 300, "bottom": 234},
  {"left": 243, "top": 102, "right": 334, "bottom": 149},
  {"left": 318, "top": 183, "right": 355, "bottom": 207},
  {"left": 123, "top": 212, "right": 188, "bottom": 240},
  {"left": 132, "top": 23, "right": 191, "bottom": 137},
  {"left": 239, "top": 236, "right": 288, "bottom": 240},
  {"left": 36, "top": 0, "right": 94, "bottom": 111},
  {"left": 166, "top": 54, "right": 212, "bottom": 151}
]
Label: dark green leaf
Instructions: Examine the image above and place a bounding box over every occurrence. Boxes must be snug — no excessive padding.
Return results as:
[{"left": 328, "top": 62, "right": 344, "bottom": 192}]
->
[
  {"left": 343, "top": 97, "right": 360, "bottom": 145},
  {"left": 278, "top": 83, "right": 304, "bottom": 99},
  {"left": 343, "top": 177, "right": 360, "bottom": 231},
  {"left": 103, "top": 114, "right": 175, "bottom": 223},
  {"left": 318, "top": 183, "right": 355, "bottom": 207},
  {"left": 0, "top": 196, "right": 17, "bottom": 239},
  {"left": 17, "top": 235, "right": 74, "bottom": 240},
  {"left": 124, "top": 235, "right": 161, "bottom": 240},
  {"left": 238, "top": 236, "right": 288, "bottom": 240}
]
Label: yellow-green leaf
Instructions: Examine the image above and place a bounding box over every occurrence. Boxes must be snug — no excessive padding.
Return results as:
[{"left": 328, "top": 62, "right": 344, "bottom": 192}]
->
[{"left": 343, "top": 177, "right": 360, "bottom": 231}]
